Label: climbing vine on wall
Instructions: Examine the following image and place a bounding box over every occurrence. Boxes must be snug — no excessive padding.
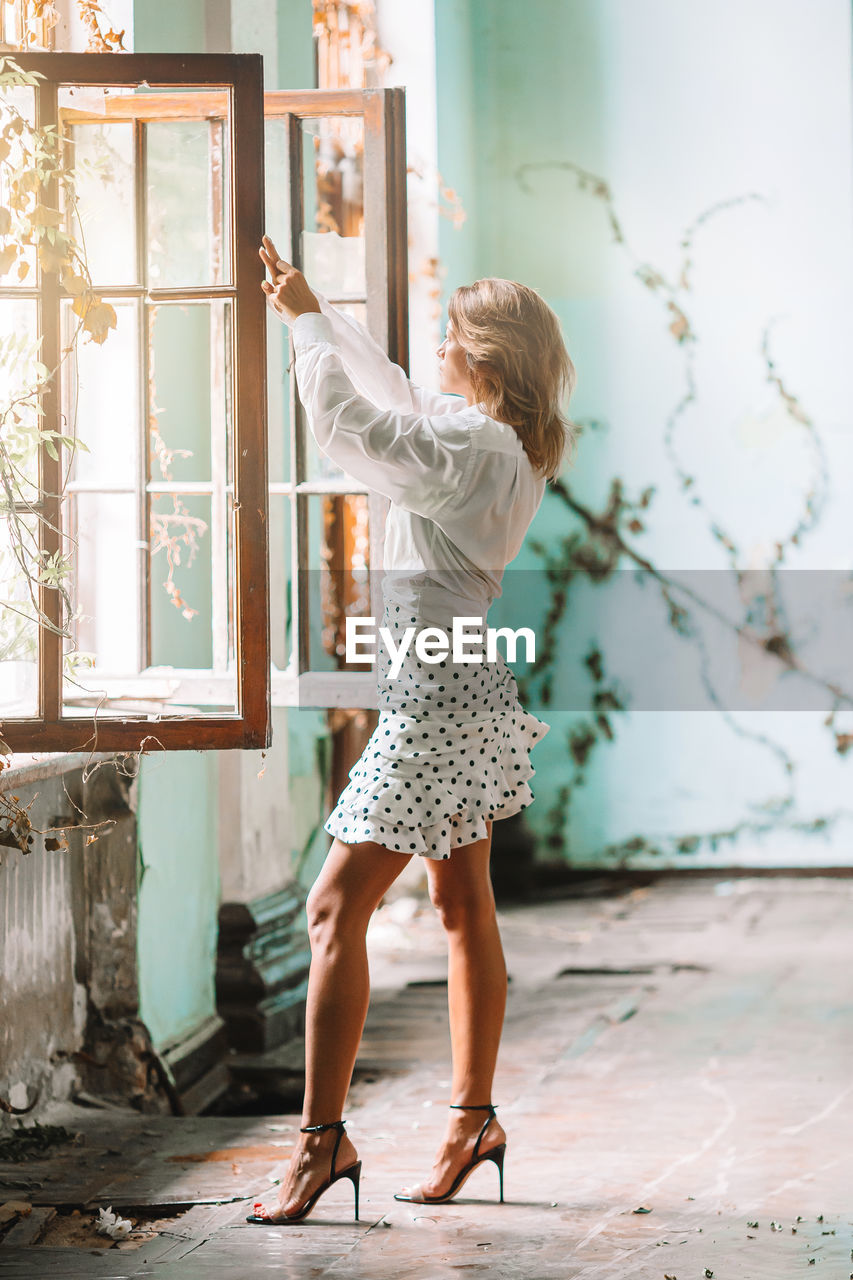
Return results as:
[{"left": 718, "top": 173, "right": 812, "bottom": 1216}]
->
[{"left": 513, "top": 158, "right": 851, "bottom": 866}]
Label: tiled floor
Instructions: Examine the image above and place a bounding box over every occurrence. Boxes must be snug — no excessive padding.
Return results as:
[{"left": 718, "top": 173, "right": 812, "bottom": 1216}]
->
[{"left": 2, "top": 873, "right": 852, "bottom": 1278}]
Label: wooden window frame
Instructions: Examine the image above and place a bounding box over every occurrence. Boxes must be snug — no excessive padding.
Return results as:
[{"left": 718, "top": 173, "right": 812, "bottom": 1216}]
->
[
  {"left": 1, "top": 52, "right": 270, "bottom": 751},
  {"left": 0, "top": 73, "right": 407, "bottom": 752},
  {"left": 0, "top": 0, "right": 53, "bottom": 52},
  {"left": 264, "top": 88, "right": 408, "bottom": 711}
]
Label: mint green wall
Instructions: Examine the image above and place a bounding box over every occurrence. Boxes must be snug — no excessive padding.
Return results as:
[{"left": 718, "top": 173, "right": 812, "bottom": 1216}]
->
[
  {"left": 288, "top": 709, "right": 335, "bottom": 893},
  {"left": 434, "top": 0, "right": 853, "bottom": 869},
  {"left": 137, "top": 752, "right": 219, "bottom": 1047},
  {"left": 134, "top": 0, "right": 323, "bottom": 1051},
  {"left": 133, "top": 0, "right": 208, "bottom": 52}
]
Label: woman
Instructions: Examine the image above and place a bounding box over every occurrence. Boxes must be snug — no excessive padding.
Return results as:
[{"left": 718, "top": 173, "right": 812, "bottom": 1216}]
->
[{"left": 248, "top": 234, "right": 577, "bottom": 1224}]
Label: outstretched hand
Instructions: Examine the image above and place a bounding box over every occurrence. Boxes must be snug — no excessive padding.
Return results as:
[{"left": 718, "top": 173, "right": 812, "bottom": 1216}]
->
[{"left": 259, "top": 234, "right": 321, "bottom": 325}]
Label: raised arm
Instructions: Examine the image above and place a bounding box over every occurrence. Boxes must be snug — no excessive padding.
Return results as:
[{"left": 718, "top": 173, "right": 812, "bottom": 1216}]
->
[
  {"left": 312, "top": 289, "right": 468, "bottom": 418},
  {"left": 260, "top": 230, "right": 462, "bottom": 416},
  {"left": 290, "top": 311, "right": 475, "bottom": 520}
]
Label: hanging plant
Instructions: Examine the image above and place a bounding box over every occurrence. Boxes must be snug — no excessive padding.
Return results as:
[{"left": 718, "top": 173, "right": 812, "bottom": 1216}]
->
[
  {"left": 0, "top": 54, "right": 119, "bottom": 850},
  {"left": 0, "top": 56, "right": 117, "bottom": 642}
]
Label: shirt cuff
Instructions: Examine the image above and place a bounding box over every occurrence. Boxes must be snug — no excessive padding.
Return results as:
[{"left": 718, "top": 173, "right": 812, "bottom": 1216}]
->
[{"left": 291, "top": 310, "right": 335, "bottom": 348}]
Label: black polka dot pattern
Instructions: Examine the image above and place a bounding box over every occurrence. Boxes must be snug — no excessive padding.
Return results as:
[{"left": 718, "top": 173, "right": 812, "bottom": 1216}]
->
[{"left": 323, "top": 598, "right": 551, "bottom": 862}]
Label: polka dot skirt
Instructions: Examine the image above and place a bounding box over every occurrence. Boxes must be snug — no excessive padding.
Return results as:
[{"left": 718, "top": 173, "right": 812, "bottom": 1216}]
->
[{"left": 324, "top": 600, "right": 551, "bottom": 861}]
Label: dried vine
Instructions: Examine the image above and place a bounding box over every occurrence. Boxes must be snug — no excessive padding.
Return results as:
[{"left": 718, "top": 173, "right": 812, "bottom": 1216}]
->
[
  {"left": 0, "top": 50, "right": 123, "bottom": 850},
  {"left": 147, "top": 335, "right": 206, "bottom": 623},
  {"left": 76, "top": 0, "right": 125, "bottom": 52},
  {"left": 513, "top": 159, "right": 852, "bottom": 865}
]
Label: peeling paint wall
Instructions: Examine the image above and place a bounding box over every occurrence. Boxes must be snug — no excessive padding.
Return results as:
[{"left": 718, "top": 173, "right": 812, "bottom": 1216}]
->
[
  {"left": 0, "top": 766, "right": 139, "bottom": 1124},
  {"left": 434, "top": 0, "right": 853, "bottom": 869},
  {"left": 0, "top": 783, "right": 85, "bottom": 1116}
]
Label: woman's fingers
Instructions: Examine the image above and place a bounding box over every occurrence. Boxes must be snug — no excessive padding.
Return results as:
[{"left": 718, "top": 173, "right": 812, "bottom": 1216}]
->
[
  {"left": 262, "top": 233, "right": 283, "bottom": 264},
  {"left": 259, "top": 246, "right": 280, "bottom": 277},
  {"left": 260, "top": 234, "right": 297, "bottom": 276},
  {"left": 259, "top": 234, "right": 319, "bottom": 322}
]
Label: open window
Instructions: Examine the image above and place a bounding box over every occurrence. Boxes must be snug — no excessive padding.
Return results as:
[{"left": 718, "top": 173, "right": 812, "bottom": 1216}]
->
[
  {"left": 262, "top": 88, "right": 407, "bottom": 710},
  {"left": 0, "top": 52, "right": 269, "bottom": 751},
  {"left": 0, "top": 56, "right": 408, "bottom": 754}
]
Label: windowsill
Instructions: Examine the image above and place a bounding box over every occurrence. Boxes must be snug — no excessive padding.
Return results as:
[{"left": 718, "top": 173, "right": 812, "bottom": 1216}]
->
[{"left": 0, "top": 751, "right": 118, "bottom": 793}]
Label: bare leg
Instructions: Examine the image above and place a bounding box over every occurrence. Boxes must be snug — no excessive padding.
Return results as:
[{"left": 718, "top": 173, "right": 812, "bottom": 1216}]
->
[
  {"left": 257, "top": 836, "right": 411, "bottom": 1220},
  {"left": 397, "top": 820, "right": 508, "bottom": 1199},
  {"left": 302, "top": 837, "right": 411, "bottom": 1121}
]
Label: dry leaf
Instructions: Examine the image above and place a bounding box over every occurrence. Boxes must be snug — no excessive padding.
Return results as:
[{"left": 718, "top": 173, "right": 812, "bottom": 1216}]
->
[
  {"left": 61, "top": 269, "right": 88, "bottom": 296},
  {"left": 72, "top": 293, "right": 117, "bottom": 344},
  {"left": 38, "top": 239, "right": 69, "bottom": 273},
  {"left": 30, "top": 204, "right": 64, "bottom": 227}
]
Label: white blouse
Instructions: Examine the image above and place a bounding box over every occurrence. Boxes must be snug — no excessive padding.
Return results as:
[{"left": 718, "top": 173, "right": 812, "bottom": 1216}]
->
[{"left": 290, "top": 297, "right": 547, "bottom": 613}]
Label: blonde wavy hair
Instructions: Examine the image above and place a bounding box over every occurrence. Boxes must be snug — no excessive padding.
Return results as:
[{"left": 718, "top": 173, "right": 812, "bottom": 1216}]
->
[{"left": 448, "top": 277, "right": 578, "bottom": 482}]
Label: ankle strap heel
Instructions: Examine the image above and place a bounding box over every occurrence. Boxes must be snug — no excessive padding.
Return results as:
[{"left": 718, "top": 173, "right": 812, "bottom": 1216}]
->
[
  {"left": 247, "top": 1118, "right": 361, "bottom": 1225},
  {"left": 299, "top": 1119, "right": 347, "bottom": 1181},
  {"left": 449, "top": 1103, "right": 501, "bottom": 1173},
  {"left": 394, "top": 1104, "right": 505, "bottom": 1205}
]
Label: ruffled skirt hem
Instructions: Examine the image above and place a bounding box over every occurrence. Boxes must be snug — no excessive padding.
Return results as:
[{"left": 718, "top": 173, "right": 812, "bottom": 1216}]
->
[{"left": 324, "top": 706, "right": 550, "bottom": 861}]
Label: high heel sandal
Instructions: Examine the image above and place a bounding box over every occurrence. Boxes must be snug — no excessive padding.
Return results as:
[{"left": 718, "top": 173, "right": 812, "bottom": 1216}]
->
[
  {"left": 393, "top": 1103, "right": 506, "bottom": 1205},
  {"left": 246, "top": 1119, "right": 362, "bottom": 1224}
]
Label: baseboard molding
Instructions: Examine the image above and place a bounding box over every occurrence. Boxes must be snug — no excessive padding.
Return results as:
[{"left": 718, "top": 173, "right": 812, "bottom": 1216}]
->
[
  {"left": 160, "top": 1013, "right": 230, "bottom": 1114},
  {"left": 216, "top": 882, "right": 311, "bottom": 1054}
]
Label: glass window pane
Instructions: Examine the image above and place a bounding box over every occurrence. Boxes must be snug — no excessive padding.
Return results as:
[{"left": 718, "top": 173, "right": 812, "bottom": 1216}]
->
[
  {"left": 67, "top": 491, "right": 139, "bottom": 674},
  {"left": 0, "top": 84, "right": 37, "bottom": 281},
  {"left": 266, "top": 320, "right": 292, "bottom": 485},
  {"left": 0, "top": 298, "right": 40, "bottom": 505},
  {"left": 149, "top": 492, "right": 213, "bottom": 668},
  {"left": 147, "top": 113, "right": 231, "bottom": 288},
  {"left": 302, "top": 117, "right": 365, "bottom": 297},
  {"left": 307, "top": 493, "right": 372, "bottom": 673},
  {"left": 0, "top": 517, "right": 38, "bottom": 718},
  {"left": 264, "top": 118, "right": 294, "bottom": 486},
  {"left": 269, "top": 493, "right": 291, "bottom": 670},
  {"left": 62, "top": 118, "right": 136, "bottom": 286},
  {"left": 148, "top": 300, "right": 232, "bottom": 487},
  {"left": 264, "top": 117, "right": 291, "bottom": 260},
  {"left": 62, "top": 299, "right": 139, "bottom": 488}
]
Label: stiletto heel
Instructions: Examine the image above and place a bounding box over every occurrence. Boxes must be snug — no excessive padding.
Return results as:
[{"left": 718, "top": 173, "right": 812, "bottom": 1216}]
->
[
  {"left": 246, "top": 1119, "right": 361, "bottom": 1225},
  {"left": 343, "top": 1159, "right": 362, "bottom": 1220},
  {"left": 393, "top": 1103, "right": 507, "bottom": 1205},
  {"left": 487, "top": 1143, "right": 506, "bottom": 1202}
]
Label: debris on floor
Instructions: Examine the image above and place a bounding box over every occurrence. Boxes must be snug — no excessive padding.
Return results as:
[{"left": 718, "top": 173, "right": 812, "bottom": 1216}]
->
[{"left": 1, "top": 874, "right": 851, "bottom": 1278}]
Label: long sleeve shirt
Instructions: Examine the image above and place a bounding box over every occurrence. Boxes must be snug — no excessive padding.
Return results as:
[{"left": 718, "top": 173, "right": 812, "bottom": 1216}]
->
[{"left": 290, "top": 298, "right": 547, "bottom": 612}]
